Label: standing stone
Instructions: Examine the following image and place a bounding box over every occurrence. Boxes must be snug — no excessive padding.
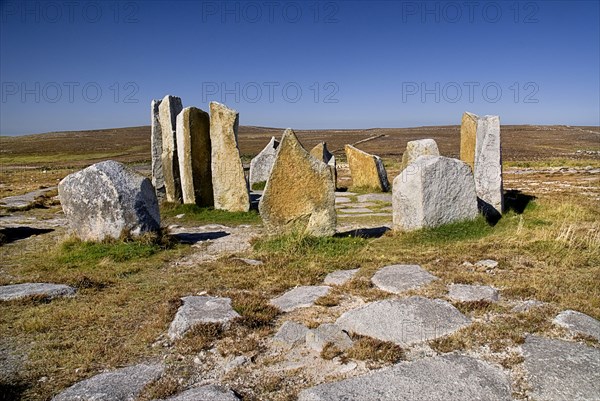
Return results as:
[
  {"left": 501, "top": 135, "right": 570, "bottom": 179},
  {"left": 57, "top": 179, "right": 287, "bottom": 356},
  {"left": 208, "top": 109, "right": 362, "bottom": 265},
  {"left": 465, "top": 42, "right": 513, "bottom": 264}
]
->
[
  {"left": 460, "top": 112, "right": 503, "bottom": 217},
  {"left": 249, "top": 137, "right": 279, "bottom": 190},
  {"left": 345, "top": 145, "right": 389, "bottom": 192},
  {"left": 392, "top": 156, "right": 478, "bottom": 231},
  {"left": 259, "top": 129, "right": 336, "bottom": 236},
  {"left": 159, "top": 95, "right": 184, "bottom": 203},
  {"left": 58, "top": 160, "right": 160, "bottom": 241},
  {"left": 310, "top": 142, "right": 337, "bottom": 188},
  {"left": 176, "top": 107, "right": 213, "bottom": 206},
  {"left": 151, "top": 99, "right": 165, "bottom": 201},
  {"left": 210, "top": 102, "right": 249, "bottom": 212},
  {"left": 401, "top": 138, "right": 440, "bottom": 170}
]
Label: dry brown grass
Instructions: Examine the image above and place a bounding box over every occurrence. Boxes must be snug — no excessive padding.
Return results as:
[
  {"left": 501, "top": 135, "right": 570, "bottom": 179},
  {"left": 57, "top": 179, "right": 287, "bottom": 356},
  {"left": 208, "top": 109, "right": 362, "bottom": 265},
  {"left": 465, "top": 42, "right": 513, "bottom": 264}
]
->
[{"left": 344, "top": 334, "right": 405, "bottom": 364}]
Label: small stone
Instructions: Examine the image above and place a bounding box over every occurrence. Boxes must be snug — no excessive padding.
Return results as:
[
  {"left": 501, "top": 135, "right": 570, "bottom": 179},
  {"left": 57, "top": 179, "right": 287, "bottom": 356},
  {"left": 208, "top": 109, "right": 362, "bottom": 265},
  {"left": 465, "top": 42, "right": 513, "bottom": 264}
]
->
[
  {"left": 159, "top": 95, "right": 184, "bottom": 203},
  {"left": 168, "top": 296, "right": 240, "bottom": 340},
  {"left": 392, "top": 156, "right": 478, "bottom": 231},
  {"left": 475, "top": 259, "right": 499, "bottom": 269},
  {"left": 323, "top": 269, "right": 359, "bottom": 286},
  {"left": 270, "top": 286, "right": 331, "bottom": 312},
  {"left": 249, "top": 136, "right": 280, "bottom": 190},
  {"left": 51, "top": 363, "right": 164, "bottom": 401},
  {"left": 224, "top": 355, "right": 249, "bottom": 372},
  {"left": 553, "top": 310, "right": 600, "bottom": 341},
  {"left": 371, "top": 265, "right": 438, "bottom": 294},
  {"left": 175, "top": 214, "right": 185, "bottom": 219},
  {"left": 306, "top": 323, "right": 353, "bottom": 353},
  {"left": 511, "top": 299, "right": 545, "bottom": 313},
  {"left": 0, "top": 283, "right": 76, "bottom": 301},
  {"left": 159, "top": 384, "right": 240, "bottom": 401},
  {"left": 345, "top": 145, "right": 389, "bottom": 192},
  {"left": 273, "top": 321, "right": 310, "bottom": 347},
  {"left": 523, "top": 335, "right": 600, "bottom": 401},
  {"left": 448, "top": 284, "right": 499, "bottom": 302},
  {"left": 401, "top": 138, "right": 440, "bottom": 170},
  {"left": 235, "top": 258, "right": 264, "bottom": 266},
  {"left": 210, "top": 101, "right": 249, "bottom": 212}
]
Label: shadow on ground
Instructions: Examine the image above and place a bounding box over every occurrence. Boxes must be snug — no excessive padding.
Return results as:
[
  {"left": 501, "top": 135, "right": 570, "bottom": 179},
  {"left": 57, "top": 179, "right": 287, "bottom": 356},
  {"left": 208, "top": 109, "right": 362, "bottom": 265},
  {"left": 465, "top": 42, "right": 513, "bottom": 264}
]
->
[
  {"left": 0, "top": 227, "right": 54, "bottom": 245},
  {"left": 172, "top": 231, "right": 230, "bottom": 244},
  {"left": 504, "top": 190, "right": 536, "bottom": 214},
  {"left": 336, "top": 226, "right": 390, "bottom": 238}
]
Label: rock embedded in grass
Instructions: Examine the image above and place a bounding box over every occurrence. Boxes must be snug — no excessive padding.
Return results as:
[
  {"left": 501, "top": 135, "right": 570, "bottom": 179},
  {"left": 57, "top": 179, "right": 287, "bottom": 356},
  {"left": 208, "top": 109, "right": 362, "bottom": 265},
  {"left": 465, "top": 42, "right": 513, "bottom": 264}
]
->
[
  {"left": 157, "top": 384, "right": 240, "bottom": 401},
  {"left": 168, "top": 296, "right": 240, "bottom": 340},
  {"left": 58, "top": 160, "right": 161, "bottom": 241},
  {"left": 323, "top": 269, "right": 359, "bottom": 286},
  {"left": 475, "top": 259, "right": 499, "bottom": 269},
  {"left": 0, "top": 283, "right": 76, "bottom": 302},
  {"left": 270, "top": 285, "right": 332, "bottom": 312},
  {"left": 448, "top": 284, "right": 499, "bottom": 303},
  {"left": 306, "top": 323, "right": 353, "bottom": 353},
  {"left": 273, "top": 321, "right": 310, "bottom": 347},
  {"left": 553, "top": 310, "right": 600, "bottom": 341},
  {"left": 371, "top": 264, "right": 438, "bottom": 294}
]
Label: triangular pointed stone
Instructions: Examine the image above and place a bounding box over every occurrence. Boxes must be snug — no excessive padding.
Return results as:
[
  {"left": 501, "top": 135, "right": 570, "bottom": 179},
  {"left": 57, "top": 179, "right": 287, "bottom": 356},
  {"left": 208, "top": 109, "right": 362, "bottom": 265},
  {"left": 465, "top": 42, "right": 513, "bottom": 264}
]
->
[
  {"left": 259, "top": 129, "right": 336, "bottom": 236},
  {"left": 249, "top": 136, "right": 279, "bottom": 190}
]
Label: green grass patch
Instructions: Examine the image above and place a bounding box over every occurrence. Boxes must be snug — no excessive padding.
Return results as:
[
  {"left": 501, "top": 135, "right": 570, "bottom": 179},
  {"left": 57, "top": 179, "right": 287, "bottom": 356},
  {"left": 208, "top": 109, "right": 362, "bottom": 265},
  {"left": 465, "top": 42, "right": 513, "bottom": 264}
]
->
[
  {"left": 161, "top": 203, "right": 261, "bottom": 225},
  {"left": 251, "top": 181, "right": 267, "bottom": 190},
  {"left": 57, "top": 239, "right": 162, "bottom": 265},
  {"left": 398, "top": 216, "right": 493, "bottom": 245},
  {"left": 254, "top": 232, "right": 367, "bottom": 259}
]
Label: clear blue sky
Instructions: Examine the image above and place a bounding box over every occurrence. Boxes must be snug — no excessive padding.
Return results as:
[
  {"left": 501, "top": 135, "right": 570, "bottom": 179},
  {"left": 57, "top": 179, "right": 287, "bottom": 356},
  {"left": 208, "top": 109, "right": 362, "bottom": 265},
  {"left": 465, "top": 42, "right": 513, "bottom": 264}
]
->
[{"left": 1, "top": 0, "right": 599, "bottom": 135}]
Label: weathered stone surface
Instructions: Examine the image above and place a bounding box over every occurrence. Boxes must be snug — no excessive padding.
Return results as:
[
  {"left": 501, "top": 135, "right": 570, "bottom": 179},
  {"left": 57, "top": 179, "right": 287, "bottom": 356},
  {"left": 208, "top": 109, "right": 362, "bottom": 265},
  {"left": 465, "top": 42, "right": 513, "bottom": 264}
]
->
[
  {"left": 523, "top": 335, "right": 600, "bottom": 401},
  {"left": 210, "top": 102, "right": 249, "bottom": 212},
  {"left": 475, "top": 259, "right": 499, "bottom": 269},
  {"left": 151, "top": 99, "right": 165, "bottom": 201},
  {"left": 159, "top": 384, "right": 240, "bottom": 401},
  {"left": 249, "top": 137, "right": 280, "bottom": 190},
  {"left": 356, "top": 193, "right": 392, "bottom": 203},
  {"left": 168, "top": 296, "right": 240, "bottom": 340},
  {"left": 401, "top": 138, "right": 440, "bottom": 170},
  {"left": 448, "top": 284, "right": 499, "bottom": 302},
  {"left": 371, "top": 264, "right": 438, "bottom": 294},
  {"left": 392, "top": 156, "right": 478, "bottom": 231},
  {"left": 336, "top": 297, "right": 470, "bottom": 346},
  {"left": 345, "top": 145, "right": 389, "bottom": 192},
  {"left": 306, "top": 323, "right": 353, "bottom": 352},
  {"left": 52, "top": 363, "right": 164, "bottom": 401},
  {"left": 176, "top": 107, "right": 212, "bottom": 206},
  {"left": 270, "top": 286, "right": 331, "bottom": 312},
  {"left": 159, "top": 95, "right": 183, "bottom": 203},
  {"left": 310, "top": 142, "right": 337, "bottom": 187},
  {"left": 59, "top": 160, "right": 160, "bottom": 241},
  {"left": 460, "top": 112, "right": 503, "bottom": 216},
  {"left": 553, "top": 310, "right": 600, "bottom": 341},
  {"left": 298, "top": 353, "right": 512, "bottom": 401},
  {"left": 0, "top": 186, "right": 57, "bottom": 210},
  {"left": 323, "top": 269, "right": 359, "bottom": 286},
  {"left": 273, "top": 321, "right": 310, "bottom": 347},
  {"left": 259, "top": 129, "right": 336, "bottom": 236},
  {"left": 0, "top": 283, "right": 76, "bottom": 301},
  {"left": 512, "top": 299, "right": 546, "bottom": 313}
]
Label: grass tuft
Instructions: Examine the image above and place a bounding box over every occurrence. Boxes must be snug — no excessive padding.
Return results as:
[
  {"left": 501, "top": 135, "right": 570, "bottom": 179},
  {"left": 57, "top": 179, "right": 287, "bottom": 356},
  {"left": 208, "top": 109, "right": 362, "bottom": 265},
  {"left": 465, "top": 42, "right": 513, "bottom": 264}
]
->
[
  {"left": 345, "top": 334, "right": 405, "bottom": 363},
  {"left": 229, "top": 292, "right": 280, "bottom": 329},
  {"left": 161, "top": 203, "right": 261, "bottom": 225}
]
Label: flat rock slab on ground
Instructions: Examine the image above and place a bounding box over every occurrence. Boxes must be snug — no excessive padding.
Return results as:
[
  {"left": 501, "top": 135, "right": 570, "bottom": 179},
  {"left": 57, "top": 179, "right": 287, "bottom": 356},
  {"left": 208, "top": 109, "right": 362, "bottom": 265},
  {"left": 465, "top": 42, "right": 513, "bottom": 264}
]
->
[
  {"left": 52, "top": 363, "right": 164, "bottom": 401},
  {"left": 475, "top": 259, "right": 499, "bottom": 269},
  {"left": 553, "top": 310, "right": 600, "bottom": 341},
  {"left": 168, "top": 296, "right": 240, "bottom": 340},
  {"left": 323, "top": 269, "right": 359, "bottom": 286},
  {"left": 448, "top": 284, "right": 499, "bottom": 302},
  {"left": 371, "top": 265, "right": 438, "bottom": 294},
  {"left": 522, "top": 335, "right": 600, "bottom": 401},
  {"left": 0, "top": 283, "right": 76, "bottom": 301},
  {"left": 298, "top": 353, "right": 512, "bottom": 401},
  {"left": 336, "top": 297, "right": 470, "bottom": 346},
  {"left": 271, "top": 286, "right": 331, "bottom": 312},
  {"left": 337, "top": 207, "right": 372, "bottom": 214},
  {"left": 0, "top": 187, "right": 57, "bottom": 209},
  {"left": 158, "top": 384, "right": 240, "bottom": 401},
  {"left": 273, "top": 321, "right": 310, "bottom": 347},
  {"left": 306, "top": 323, "right": 353, "bottom": 352},
  {"left": 335, "top": 197, "right": 351, "bottom": 204},
  {"left": 356, "top": 193, "right": 392, "bottom": 203}
]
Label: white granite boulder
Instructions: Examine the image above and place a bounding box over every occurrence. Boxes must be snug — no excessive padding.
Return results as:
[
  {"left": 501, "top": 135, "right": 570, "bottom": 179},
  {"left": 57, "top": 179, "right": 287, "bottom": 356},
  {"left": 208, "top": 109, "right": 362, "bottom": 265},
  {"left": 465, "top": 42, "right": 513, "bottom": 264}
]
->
[
  {"left": 168, "top": 296, "right": 240, "bottom": 340},
  {"left": 371, "top": 264, "right": 438, "bottom": 294},
  {"left": 401, "top": 138, "right": 440, "bottom": 170}
]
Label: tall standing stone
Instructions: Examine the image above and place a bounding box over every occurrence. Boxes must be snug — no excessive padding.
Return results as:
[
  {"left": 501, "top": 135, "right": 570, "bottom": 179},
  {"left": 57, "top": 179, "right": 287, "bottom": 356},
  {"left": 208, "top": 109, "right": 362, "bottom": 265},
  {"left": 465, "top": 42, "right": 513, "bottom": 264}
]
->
[
  {"left": 159, "top": 95, "right": 183, "bottom": 203},
  {"left": 176, "top": 107, "right": 213, "bottom": 206},
  {"left": 249, "top": 137, "right": 279, "bottom": 190},
  {"left": 310, "top": 142, "right": 337, "bottom": 188},
  {"left": 400, "top": 138, "right": 440, "bottom": 170},
  {"left": 259, "top": 129, "right": 336, "bottom": 236},
  {"left": 210, "top": 102, "right": 249, "bottom": 212},
  {"left": 345, "top": 144, "right": 389, "bottom": 192},
  {"left": 460, "top": 112, "right": 503, "bottom": 217},
  {"left": 393, "top": 155, "right": 478, "bottom": 231},
  {"left": 150, "top": 99, "right": 165, "bottom": 201}
]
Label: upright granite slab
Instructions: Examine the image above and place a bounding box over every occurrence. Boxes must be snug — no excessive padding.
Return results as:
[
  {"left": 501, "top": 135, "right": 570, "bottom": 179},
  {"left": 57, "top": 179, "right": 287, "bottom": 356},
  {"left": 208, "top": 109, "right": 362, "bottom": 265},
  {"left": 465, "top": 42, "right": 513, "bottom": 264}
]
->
[
  {"left": 159, "top": 95, "right": 184, "bottom": 203},
  {"left": 371, "top": 264, "right": 438, "bottom": 294},
  {"left": 210, "top": 102, "right": 249, "bottom": 212},
  {"left": 336, "top": 297, "right": 470, "bottom": 346},
  {"left": 249, "top": 137, "right": 279, "bottom": 190},
  {"left": 392, "top": 156, "right": 478, "bottom": 231},
  {"left": 553, "top": 310, "right": 600, "bottom": 341},
  {"left": 522, "top": 336, "right": 600, "bottom": 401},
  {"left": 168, "top": 296, "right": 240, "bottom": 340},
  {"left": 176, "top": 107, "right": 213, "bottom": 206},
  {"left": 259, "top": 129, "right": 336, "bottom": 236},
  {"left": 460, "top": 112, "right": 503, "bottom": 217},
  {"left": 310, "top": 142, "right": 337, "bottom": 187},
  {"left": 59, "top": 160, "right": 160, "bottom": 241},
  {"left": 344, "top": 145, "right": 389, "bottom": 192},
  {"left": 151, "top": 99, "right": 165, "bottom": 201},
  {"left": 0, "top": 283, "right": 76, "bottom": 301},
  {"left": 52, "top": 363, "right": 164, "bottom": 401},
  {"left": 400, "top": 138, "right": 440, "bottom": 170},
  {"left": 298, "top": 354, "right": 512, "bottom": 401}
]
